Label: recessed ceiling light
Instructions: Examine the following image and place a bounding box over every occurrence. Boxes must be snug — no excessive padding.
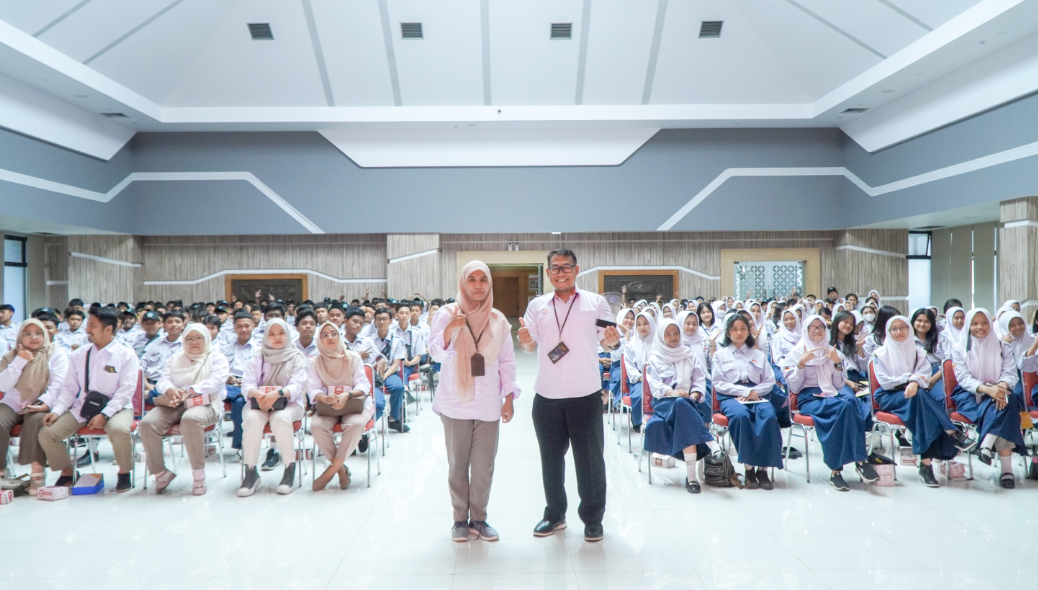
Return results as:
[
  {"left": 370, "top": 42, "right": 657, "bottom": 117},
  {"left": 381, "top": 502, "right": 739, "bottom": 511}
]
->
[
  {"left": 841, "top": 107, "right": 869, "bottom": 114},
  {"left": 247, "top": 23, "right": 273, "bottom": 40},
  {"left": 551, "top": 232, "right": 562, "bottom": 235},
  {"left": 401, "top": 23, "right": 423, "bottom": 39},
  {"left": 99, "top": 112, "right": 128, "bottom": 118},
  {"left": 550, "top": 23, "right": 572, "bottom": 39}
]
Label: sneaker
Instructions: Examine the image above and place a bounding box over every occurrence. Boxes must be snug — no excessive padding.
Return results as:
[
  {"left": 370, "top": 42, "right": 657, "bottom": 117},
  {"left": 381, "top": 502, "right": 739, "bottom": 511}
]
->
[
  {"left": 154, "top": 470, "right": 177, "bottom": 493},
  {"left": 949, "top": 430, "right": 977, "bottom": 452},
  {"left": 632, "top": 424, "right": 642, "bottom": 433},
  {"left": 829, "top": 471, "right": 850, "bottom": 491},
  {"left": 261, "top": 449, "right": 280, "bottom": 471},
  {"left": 685, "top": 478, "right": 701, "bottom": 494},
  {"left": 919, "top": 464, "right": 939, "bottom": 488},
  {"left": 357, "top": 436, "right": 369, "bottom": 454},
  {"left": 277, "top": 463, "right": 296, "bottom": 495},
  {"left": 856, "top": 462, "right": 880, "bottom": 484},
  {"left": 895, "top": 430, "right": 911, "bottom": 448},
  {"left": 584, "top": 523, "right": 604, "bottom": 542},
  {"left": 744, "top": 469, "right": 759, "bottom": 490},
  {"left": 238, "top": 466, "right": 261, "bottom": 497},
  {"left": 1029, "top": 461, "right": 1038, "bottom": 481},
  {"left": 76, "top": 449, "right": 100, "bottom": 467},
  {"left": 388, "top": 420, "right": 410, "bottom": 433},
  {"left": 756, "top": 469, "right": 774, "bottom": 490},
  {"left": 1000, "top": 472, "right": 1015, "bottom": 489},
  {"left": 116, "top": 472, "right": 133, "bottom": 493},
  {"left": 54, "top": 473, "right": 77, "bottom": 487},
  {"left": 468, "top": 521, "right": 500, "bottom": 541},
  {"left": 452, "top": 521, "right": 471, "bottom": 542}
]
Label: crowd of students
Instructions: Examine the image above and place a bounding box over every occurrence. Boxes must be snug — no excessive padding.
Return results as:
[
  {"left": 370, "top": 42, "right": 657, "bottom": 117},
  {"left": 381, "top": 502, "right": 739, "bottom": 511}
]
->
[{"left": 608, "top": 288, "right": 1038, "bottom": 491}]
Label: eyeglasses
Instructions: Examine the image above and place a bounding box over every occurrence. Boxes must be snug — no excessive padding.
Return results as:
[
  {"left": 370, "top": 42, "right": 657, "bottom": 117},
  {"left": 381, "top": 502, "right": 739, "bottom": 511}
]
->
[
  {"left": 547, "top": 264, "right": 576, "bottom": 275},
  {"left": 807, "top": 324, "right": 827, "bottom": 333},
  {"left": 889, "top": 324, "right": 909, "bottom": 333}
]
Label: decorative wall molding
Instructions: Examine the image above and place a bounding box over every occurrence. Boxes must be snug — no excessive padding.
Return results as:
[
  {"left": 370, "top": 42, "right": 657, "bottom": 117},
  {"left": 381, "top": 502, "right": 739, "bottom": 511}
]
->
[
  {"left": 577, "top": 265, "right": 720, "bottom": 281},
  {"left": 388, "top": 249, "right": 439, "bottom": 264},
  {"left": 45, "top": 280, "right": 68, "bottom": 286},
  {"left": 143, "top": 268, "right": 386, "bottom": 286},
  {"left": 70, "top": 252, "right": 142, "bottom": 268},
  {"left": 1003, "top": 220, "right": 1038, "bottom": 229},
  {"left": 834, "top": 245, "right": 906, "bottom": 259}
]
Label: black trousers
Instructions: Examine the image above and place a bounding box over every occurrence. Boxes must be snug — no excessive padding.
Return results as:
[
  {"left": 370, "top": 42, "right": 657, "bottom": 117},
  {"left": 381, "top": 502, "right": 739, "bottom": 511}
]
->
[{"left": 532, "top": 391, "right": 607, "bottom": 526}]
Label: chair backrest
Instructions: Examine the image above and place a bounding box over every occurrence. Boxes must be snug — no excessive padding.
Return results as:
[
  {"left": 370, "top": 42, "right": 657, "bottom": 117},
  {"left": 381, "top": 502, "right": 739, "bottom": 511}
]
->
[
  {"left": 788, "top": 382, "right": 799, "bottom": 412},
  {"left": 132, "top": 368, "right": 145, "bottom": 419},
  {"left": 1024, "top": 371, "right": 1038, "bottom": 410},
  {"left": 868, "top": 360, "right": 881, "bottom": 411},
  {"left": 942, "top": 359, "right": 958, "bottom": 410},
  {"left": 711, "top": 381, "right": 720, "bottom": 413},
  {"left": 620, "top": 354, "right": 629, "bottom": 395},
  {"left": 364, "top": 365, "right": 374, "bottom": 394},
  {"left": 641, "top": 366, "right": 653, "bottom": 416}
]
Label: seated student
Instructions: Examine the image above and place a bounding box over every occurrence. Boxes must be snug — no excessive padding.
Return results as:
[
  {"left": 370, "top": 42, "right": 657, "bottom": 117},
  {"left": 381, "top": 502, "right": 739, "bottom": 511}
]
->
[
  {"left": 115, "top": 309, "right": 140, "bottom": 349},
  {"left": 141, "top": 310, "right": 185, "bottom": 402},
  {"left": 0, "top": 304, "right": 19, "bottom": 351},
  {"left": 999, "top": 310, "right": 1038, "bottom": 399},
  {"left": 312, "top": 301, "right": 328, "bottom": 325},
  {"left": 133, "top": 311, "right": 163, "bottom": 357},
  {"left": 770, "top": 309, "right": 801, "bottom": 369},
  {"left": 202, "top": 315, "right": 222, "bottom": 342},
  {"left": 308, "top": 321, "right": 371, "bottom": 491},
  {"left": 38, "top": 307, "right": 139, "bottom": 492},
  {"left": 950, "top": 308, "right": 1025, "bottom": 489},
  {"left": 781, "top": 315, "right": 878, "bottom": 491},
  {"left": 57, "top": 298, "right": 84, "bottom": 332},
  {"left": 608, "top": 309, "right": 637, "bottom": 409},
  {"left": 661, "top": 303, "right": 676, "bottom": 320},
  {"left": 873, "top": 315, "right": 975, "bottom": 487},
  {"left": 55, "top": 308, "right": 88, "bottom": 351},
  {"left": 293, "top": 307, "right": 318, "bottom": 358},
  {"left": 942, "top": 305, "right": 967, "bottom": 345},
  {"left": 409, "top": 300, "right": 430, "bottom": 363},
  {"left": 911, "top": 309, "right": 948, "bottom": 404},
  {"left": 140, "top": 323, "right": 229, "bottom": 495},
  {"left": 0, "top": 314, "right": 70, "bottom": 494},
  {"left": 285, "top": 301, "right": 297, "bottom": 327},
  {"left": 251, "top": 302, "right": 297, "bottom": 345},
  {"left": 645, "top": 319, "right": 724, "bottom": 493},
  {"left": 862, "top": 305, "right": 899, "bottom": 358},
  {"left": 620, "top": 312, "right": 655, "bottom": 432},
  {"left": 695, "top": 301, "right": 720, "bottom": 342},
  {"left": 220, "top": 311, "right": 255, "bottom": 452},
  {"left": 326, "top": 302, "right": 346, "bottom": 335},
  {"left": 239, "top": 319, "right": 307, "bottom": 496},
  {"left": 392, "top": 302, "right": 426, "bottom": 384},
  {"left": 676, "top": 311, "right": 710, "bottom": 372},
  {"left": 711, "top": 314, "right": 783, "bottom": 488},
  {"left": 830, "top": 311, "right": 867, "bottom": 386},
  {"left": 370, "top": 307, "right": 409, "bottom": 433}
]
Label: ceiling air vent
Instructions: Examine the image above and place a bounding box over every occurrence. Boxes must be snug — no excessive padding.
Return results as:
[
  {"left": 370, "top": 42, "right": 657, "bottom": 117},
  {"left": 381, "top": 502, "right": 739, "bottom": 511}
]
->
[
  {"left": 401, "top": 22, "right": 423, "bottom": 39},
  {"left": 841, "top": 107, "right": 869, "bottom": 114},
  {"left": 100, "top": 112, "right": 128, "bottom": 118},
  {"left": 699, "top": 21, "right": 723, "bottom": 38},
  {"left": 248, "top": 23, "right": 273, "bottom": 40},
  {"left": 550, "top": 23, "right": 572, "bottom": 39},
  {"left": 914, "top": 225, "right": 944, "bottom": 231}
]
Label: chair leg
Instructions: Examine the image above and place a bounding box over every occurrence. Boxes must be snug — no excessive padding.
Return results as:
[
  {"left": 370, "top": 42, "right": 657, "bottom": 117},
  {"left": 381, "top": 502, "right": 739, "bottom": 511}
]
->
[
  {"left": 367, "top": 432, "right": 372, "bottom": 488},
  {"left": 804, "top": 428, "right": 810, "bottom": 483}
]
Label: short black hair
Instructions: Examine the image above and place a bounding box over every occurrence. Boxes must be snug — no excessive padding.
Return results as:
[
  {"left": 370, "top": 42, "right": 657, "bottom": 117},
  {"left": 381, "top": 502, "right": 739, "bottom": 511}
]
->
[
  {"left": 89, "top": 306, "right": 120, "bottom": 333},
  {"left": 344, "top": 306, "right": 365, "bottom": 321},
  {"left": 312, "top": 301, "right": 328, "bottom": 311},
  {"left": 720, "top": 313, "right": 756, "bottom": 349},
  {"left": 547, "top": 248, "right": 577, "bottom": 266},
  {"left": 396, "top": 302, "right": 412, "bottom": 312},
  {"left": 943, "top": 298, "right": 963, "bottom": 313},
  {"left": 871, "top": 305, "right": 901, "bottom": 345},
  {"left": 233, "top": 310, "right": 254, "bottom": 324},
  {"left": 911, "top": 308, "right": 939, "bottom": 354},
  {"left": 69, "top": 298, "right": 84, "bottom": 307},
  {"left": 431, "top": 298, "right": 444, "bottom": 307},
  {"left": 35, "top": 311, "right": 60, "bottom": 326},
  {"left": 295, "top": 307, "right": 317, "bottom": 325},
  {"left": 265, "top": 302, "right": 286, "bottom": 317},
  {"left": 203, "top": 314, "right": 222, "bottom": 330},
  {"left": 65, "top": 308, "right": 85, "bottom": 320},
  {"left": 0, "top": 304, "right": 14, "bottom": 313},
  {"left": 374, "top": 307, "right": 393, "bottom": 319},
  {"left": 162, "top": 310, "right": 186, "bottom": 323}
]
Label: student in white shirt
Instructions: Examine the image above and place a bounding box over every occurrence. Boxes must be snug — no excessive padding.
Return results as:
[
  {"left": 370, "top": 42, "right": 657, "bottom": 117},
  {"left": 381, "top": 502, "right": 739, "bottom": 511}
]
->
[
  {"left": 370, "top": 307, "right": 409, "bottom": 432},
  {"left": 133, "top": 311, "right": 164, "bottom": 357},
  {"left": 220, "top": 311, "right": 255, "bottom": 451},
  {"left": 115, "top": 309, "right": 141, "bottom": 349},
  {"left": 392, "top": 302, "right": 426, "bottom": 383},
  {"left": 55, "top": 309, "right": 88, "bottom": 351},
  {"left": 0, "top": 304, "right": 19, "bottom": 351},
  {"left": 292, "top": 307, "right": 318, "bottom": 358},
  {"left": 141, "top": 310, "right": 185, "bottom": 402}
]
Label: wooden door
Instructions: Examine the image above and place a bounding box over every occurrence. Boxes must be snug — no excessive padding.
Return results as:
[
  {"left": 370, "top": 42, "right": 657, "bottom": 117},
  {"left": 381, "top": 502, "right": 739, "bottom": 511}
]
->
[{"left": 493, "top": 276, "right": 521, "bottom": 318}]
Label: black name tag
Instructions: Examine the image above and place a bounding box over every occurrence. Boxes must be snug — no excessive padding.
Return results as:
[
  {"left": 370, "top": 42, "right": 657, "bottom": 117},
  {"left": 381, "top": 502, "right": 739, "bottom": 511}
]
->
[
  {"left": 547, "top": 342, "right": 570, "bottom": 364},
  {"left": 471, "top": 353, "right": 485, "bottom": 377}
]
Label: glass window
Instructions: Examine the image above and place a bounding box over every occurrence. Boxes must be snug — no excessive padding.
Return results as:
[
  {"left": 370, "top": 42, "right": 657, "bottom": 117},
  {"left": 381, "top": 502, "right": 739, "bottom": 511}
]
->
[
  {"left": 907, "top": 233, "right": 931, "bottom": 258},
  {"left": 907, "top": 259, "right": 931, "bottom": 313},
  {"left": 3, "top": 266, "right": 24, "bottom": 324},
  {"left": 3, "top": 238, "right": 23, "bottom": 264}
]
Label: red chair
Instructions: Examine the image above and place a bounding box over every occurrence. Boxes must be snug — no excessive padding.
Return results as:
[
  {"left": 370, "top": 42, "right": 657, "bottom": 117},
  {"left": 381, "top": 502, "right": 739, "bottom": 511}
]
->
[
  {"left": 617, "top": 354, "right": 634, "bottom": 453},
  {"left": 710, "top": 382, "right": 728, "bottom": 444},
  {"left": 310, "top": 365, "right": 382, "bottom": 488},
  {"left": 785, "top": 384, "right": 816, "bottom": 482},
  {"left": 942, "top": 359, "right": 975, "bottom": 480},
  {"left": 868, "top": 361, "right": 906, "bottom": 479},
  {"left": 1023, "top": 371, "right": 1038, "bottom": 420},
  {"left": 72, "top": 368, "right": 144, "bottom": 486}
]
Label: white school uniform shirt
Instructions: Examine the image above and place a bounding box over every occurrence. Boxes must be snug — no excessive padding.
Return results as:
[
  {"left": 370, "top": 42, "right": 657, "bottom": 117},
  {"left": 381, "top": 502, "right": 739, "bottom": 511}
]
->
[
  {"left": 391, "top": 322, "right": 426, "bottom": 360},
  {"left": 293, "top": 336, "right": 317, "bottom": 359},
  {"left": 54, "top": 327, "right": 88, "bottom": 351},
  {"left": 306, "top": 356, "right": 373, "bottom": 413},
  {"left": 140, "top": 336, "right": 182, "bottom": 382},
  {"left": 50, "top": 339, "right": 140, "bottom": 422},
  {"left": 369, "top": 331, "right": 407, "bottom": 365},
  {"left": 0, "top": 346, "right": 70, "bottom": 413},
  {"left": 0, "top": 323, "right": 20, "bottom": 350},
  {"left": 711, "top": 344, "right": 776, "bottom": 398},
  {"left": 132, "top": 331, "right": 161, "bottom": 358},
  {"left": 220, "top": 338, "right": 256, "bottom": 378},
  {"left": 950, "top": 341, "right": 1018, "bottom": 398},
  {"left": 872, "top": 346, "right": 929, "bottom": 391},
  {"left": 646, "top": 355, "right": 707, "bottom": 400},
  {"left": 115, "top": 326, "right": 141, "bottom": 349},
  {"left": 914, "top": 335, "right": 948, "bottom": 367},
  {"left": 343, "top": 334, "right": 378, "bottom": 367}
]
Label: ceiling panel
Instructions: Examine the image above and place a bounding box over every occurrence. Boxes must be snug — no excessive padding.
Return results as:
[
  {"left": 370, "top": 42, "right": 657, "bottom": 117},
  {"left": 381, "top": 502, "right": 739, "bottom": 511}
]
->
[
  {"left": 489, "top": 0, "right": 583, "bottom": 106},
  {"left": 37, "top": 0, "right": 176, "bottom": 63},
  {"left": 388, "top": 0, "right": 483, "bottom": 106},
  {"left": 311, "top": 0, "right": 394, "bottom": 107},
  {"left": 796, "top": 0, "right": 927, "bottom": 57},
  {"left": 0, "top": 0, "right": 86, "bottom": 36},
  {"left": 580, "top": 0, "right": 659, "bottom": 105},
  {"left": 651, "top": 0, "right": 809, "bottom": 104},
  {"left": 89, "top": 0, "right": 237, "bottom": 103},
  {"left": 888, "top": 0, "right": 984, "bottom": 29},
  {"left": 734, "top": 0, "right": 882, "bottom": 100},
  {"left": 164, "top": 0, "right": 327, "bottom": 107}
]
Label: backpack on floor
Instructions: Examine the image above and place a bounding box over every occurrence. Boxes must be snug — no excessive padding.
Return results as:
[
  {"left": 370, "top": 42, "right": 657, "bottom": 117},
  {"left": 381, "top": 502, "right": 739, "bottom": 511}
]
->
[{"left": 703, "top": 452, "right": 743, "bottom": 489}]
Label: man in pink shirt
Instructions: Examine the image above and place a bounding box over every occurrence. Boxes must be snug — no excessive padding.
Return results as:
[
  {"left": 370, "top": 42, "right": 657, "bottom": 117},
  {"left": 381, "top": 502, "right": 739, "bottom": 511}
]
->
[{"left": 518, "top": 249, "right": 620, "bottom": 542}]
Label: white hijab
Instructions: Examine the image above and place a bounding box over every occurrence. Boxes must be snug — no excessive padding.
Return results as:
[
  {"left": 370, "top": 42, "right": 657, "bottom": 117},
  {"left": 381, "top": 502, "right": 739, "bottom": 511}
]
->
[
  {"left": 943, "top": 306, "right": 967, "bottom": 346},
  {"left": 628, "top": 312, "right": 657, "bottom": 368},
  {"left": 874, "top": 316, "right": 919, "bottom": 378},
  {"left": 651, "top": 319, "right": 698, "bottom": 391},
  {"left": 782, "top": 315, "right": 838, "bottom": 396},
  {"left": 999, "top": 310, "right": 1035, "bottom": 361},
  {"left": 959, "top": 309, "right": 1003, "bottom": 385},
  {"left": 775, "top": 309, "right": 802, "bottom": 350},
  {"left": 167, "top": 323, "right": 215, "bottom": 389}
]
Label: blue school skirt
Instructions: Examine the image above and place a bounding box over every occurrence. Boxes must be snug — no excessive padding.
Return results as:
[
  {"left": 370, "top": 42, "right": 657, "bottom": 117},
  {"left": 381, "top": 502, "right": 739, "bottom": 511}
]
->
[
  {"left": 795, "top": 386, "right": 868, "bottom": 470},
  {"left": 718, "top": 381, "right": 783, "bottom": 469},
  {"left": 874, "top": 384, "right": 957, "bottom": 460},
  {"left": 644, "top": 394, "right": 714, "bottom": 461},
  {"left": 951, "top": 385, "right": 1027, "bottom": 456}
]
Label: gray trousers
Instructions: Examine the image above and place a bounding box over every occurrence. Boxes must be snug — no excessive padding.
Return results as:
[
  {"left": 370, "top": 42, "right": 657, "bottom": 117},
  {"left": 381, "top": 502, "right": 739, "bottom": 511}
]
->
[
  {"left": 440, "top": 414, "right": 500, "bottom": 522},
  {"left": 39, "top": 409, "right": 135, "bottom": 472},
  {"left": 139, "top": 403, "right": 219, "bottom": 473},
  {"left": 0, "top": 404, "right": 47, "bottom": 469}
]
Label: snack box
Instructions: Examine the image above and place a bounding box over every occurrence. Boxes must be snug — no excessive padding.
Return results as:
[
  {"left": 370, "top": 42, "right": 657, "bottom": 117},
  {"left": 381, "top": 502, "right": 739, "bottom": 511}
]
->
[
  {"left": 72, "top": 474, "right": 104, "bottom": 495},
  {"left": 183, "top": 393, "right": 210, "bottom": 408},
  {"left": 38, "top": 486, "right": 69, "bottom": 501},
  {"left": 0, "top": 489, "right": 13, "bottom": 504}
]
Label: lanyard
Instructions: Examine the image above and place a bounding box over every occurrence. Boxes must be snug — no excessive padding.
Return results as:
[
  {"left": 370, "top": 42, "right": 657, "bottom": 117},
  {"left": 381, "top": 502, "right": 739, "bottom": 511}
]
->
[{"left": 551, "top": 293, "right": 578, "bottom": 342}]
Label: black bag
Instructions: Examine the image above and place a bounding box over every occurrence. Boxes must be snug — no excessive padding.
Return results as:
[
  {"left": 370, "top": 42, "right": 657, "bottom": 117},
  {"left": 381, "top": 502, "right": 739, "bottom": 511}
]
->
[
  {"left": 703, "top": 452, "right": 744, "bottom": 489},
  {"left": 250, "top": 396, "right": 288, "bottom": 412},
  {"left": 78, "top": 349, "right": 112, "bottom": 422}
]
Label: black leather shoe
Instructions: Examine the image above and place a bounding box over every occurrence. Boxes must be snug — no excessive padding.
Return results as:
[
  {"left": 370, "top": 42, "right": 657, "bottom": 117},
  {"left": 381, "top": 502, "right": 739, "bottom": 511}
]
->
[
  {"left": 919, "top": 464, "right": 939, "bottom": 488},
  {"left": 584, "top": 523, "right": 604, "bottom": 542},
  {"left": 977, "top": 447, "right": 994, "bottom": 466},
  {"left": 357, "top": 436, "right": 368, "bottom": 454},
  {"left": 1029, "top": 461, "right": 1038, "bottom": 480},
  {"left": 76, "top": 449, "right": 99, "bottom": 467},
  {"left": 783, "top": 446, "right": 802, "bottom": 459},
  {"left": 388, "top": 420, "right": 411, "bottom": 433},
  {"left": 1000, "top": 473, "right": 1016, "bottom": 489},
  {"left": 116, "top": 472, "right": 133, "bottom": 493},
  {"left": 632, "top": 424, "right": 641, "bottom": 433},
  {"left": 744, "top": 469, "right": 759, "bottom": 490},
  {"left": 533, "top": 519, "right": 566, "bottom": 537},
  {"left": 685, "top": 479, "right": 701, "bottom": 494},
  {"left": 756, "top": 469, "right": 774, "bottom": 490}
]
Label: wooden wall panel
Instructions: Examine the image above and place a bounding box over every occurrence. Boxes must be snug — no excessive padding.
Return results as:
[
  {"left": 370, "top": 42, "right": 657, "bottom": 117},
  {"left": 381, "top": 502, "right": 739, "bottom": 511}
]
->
[
  {"left": 387, "top": 234, "right": 439, "bottom": 260},
  {"left": 388, "top": 254, "right": 440, "bottom": 300},
  {"left": 835, "top": 229, "right": 908, "bottom": 254},
  {"left": 1000, "top": 196, "right": 1038, "bottom": 223}
]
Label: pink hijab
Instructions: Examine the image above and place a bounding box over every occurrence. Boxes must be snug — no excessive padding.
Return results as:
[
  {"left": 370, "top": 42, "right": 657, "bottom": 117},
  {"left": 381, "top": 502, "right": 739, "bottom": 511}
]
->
[{"left": 445, "top": 261, "right": 510, "bottom": 404}]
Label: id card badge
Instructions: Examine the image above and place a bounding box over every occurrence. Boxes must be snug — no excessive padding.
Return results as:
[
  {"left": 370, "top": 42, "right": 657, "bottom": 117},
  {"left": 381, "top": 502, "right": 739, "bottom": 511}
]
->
[
  {"left": 547, "top": 342, "right": 570, "bottom": 364},
  {"left": 471, "top": 353, "right": 485, "bottom": 377}
]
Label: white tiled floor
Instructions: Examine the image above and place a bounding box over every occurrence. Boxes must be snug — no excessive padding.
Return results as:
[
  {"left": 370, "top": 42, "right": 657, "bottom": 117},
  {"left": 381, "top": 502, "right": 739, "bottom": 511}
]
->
[{"left": 4, "top": 349, "right": 1038, "bottom": 589}]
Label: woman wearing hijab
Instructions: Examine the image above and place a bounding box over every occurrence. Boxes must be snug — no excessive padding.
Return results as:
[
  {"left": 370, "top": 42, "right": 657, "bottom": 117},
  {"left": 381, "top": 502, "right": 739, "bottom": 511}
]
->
[
  {"left": 780, "top": 315, "right": 876, "bottom": 490},
  {"left": 942, "top": 306, "right": 967, "bottom": 345},
  {"left": 621, "top": 312, "right": 655, "bottom": 432},
  {"left": 863, "top": 306, "right": 900, "bottom": 359},
  {"left": 998, "top": 311, "right": 1038, "bottom": 400},
  {"left": 770, "top": 309, "right": 801, "bottom": 371},
  {"left": 141, "top": 323, "right": 230, "bottom": 495},
  {"left": 950, "top": 309, "right": 1025, "bottom": 489},
  {"left": 873, "top": 315, "right": 975, "bottom": 487},
  {"left": 661, "top": 303, "right": 676, "bottom": 320},
  {"left": 911, "top": 309, "right": 948, "bottom": 405},
  {"left": 308, "top": 322, "right": 371, "bottom": 492},
  {"left": 712, "top": 314, "right": 783, "bottom": 489},
  {"left": 239, "top": 318, "right": 308, "bottom": 497},
  {"left": 608, "top": 309, "right": 637, "bottom": 415},
  {"left": 0, "top": 318, "right": 69, "bottom": 494},
  {"left": 429, "top": 261, "right": 517, "bottom": 542},
  {"left": 645, "top": 320, "right": 723, "bottom": 493},
  {"left": 677, "top": 311, "right": 709, "bottom": 372}
]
